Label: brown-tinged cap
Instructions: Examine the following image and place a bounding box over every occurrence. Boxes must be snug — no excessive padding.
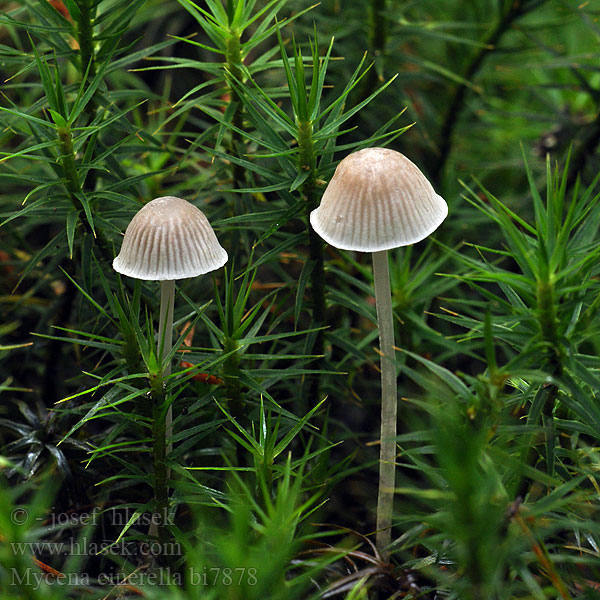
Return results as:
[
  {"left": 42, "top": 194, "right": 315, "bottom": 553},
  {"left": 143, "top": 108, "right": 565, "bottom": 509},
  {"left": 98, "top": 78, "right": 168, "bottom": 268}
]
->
[
  {"left": 310, "top": 147, "right": 448, "bottom": 252},
  {"left": 113, "top": 196, "right": 228, "bottom": 280}
]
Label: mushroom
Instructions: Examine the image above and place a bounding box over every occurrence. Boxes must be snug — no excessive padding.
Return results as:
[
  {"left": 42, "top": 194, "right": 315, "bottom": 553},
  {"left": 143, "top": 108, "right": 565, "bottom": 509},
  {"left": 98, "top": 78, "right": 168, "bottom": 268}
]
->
[
  {"left": 310, "top": 147, "right": 447, "bottom": 560},
  {"left": 113, "top": 195, "right": 228, "bottom": 439}
]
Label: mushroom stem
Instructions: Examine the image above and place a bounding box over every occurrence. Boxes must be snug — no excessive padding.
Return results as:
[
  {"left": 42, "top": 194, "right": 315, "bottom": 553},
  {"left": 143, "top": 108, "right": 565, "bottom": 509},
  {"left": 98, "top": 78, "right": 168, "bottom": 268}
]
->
[
  {"left": 158, "top": 279, "right": 175, "bottom": 454},
  {"left": 149, "top": 280, "right": 175, "bottom": 543},
  {"left": 372, "top": 249, "right": 397, "bottom": 561},
  {"left": 158, "top": 280, "right": 175, "bottom": 375}
]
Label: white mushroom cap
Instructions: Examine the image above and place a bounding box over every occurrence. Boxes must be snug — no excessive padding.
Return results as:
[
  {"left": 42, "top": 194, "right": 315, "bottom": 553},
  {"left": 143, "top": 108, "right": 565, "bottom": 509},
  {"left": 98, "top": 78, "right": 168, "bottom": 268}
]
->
[
  {"left": 310, "top": 147, "right": 448, "bottom": 252},
  {"left": 113, "top": 196, "right": 228, "bottom": 280}
]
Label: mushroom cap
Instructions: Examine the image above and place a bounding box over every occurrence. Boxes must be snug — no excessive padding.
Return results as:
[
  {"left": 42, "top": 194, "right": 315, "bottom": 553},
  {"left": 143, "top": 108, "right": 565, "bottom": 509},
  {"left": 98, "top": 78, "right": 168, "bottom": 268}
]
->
[
  {"left": 310, "top": 147, "right": 448, "bottom": 252},
  {"left": 113, "top": 196, "right": 228, "bottom": 280}
]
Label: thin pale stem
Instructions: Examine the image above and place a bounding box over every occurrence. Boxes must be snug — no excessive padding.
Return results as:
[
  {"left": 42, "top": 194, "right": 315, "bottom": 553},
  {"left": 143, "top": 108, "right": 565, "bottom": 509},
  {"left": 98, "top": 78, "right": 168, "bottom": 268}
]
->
[
  {"left": 372, "top": 250, "right": 397, "bottom": 562},
  {"left": 158, "top": 280, "right": 175, "bottom": 376},
  {"left": 149, "top": 280, "right": 175, "bottom": 543},
  {"left": 158, "top": 280, "right": 175, "bottom": 453}
]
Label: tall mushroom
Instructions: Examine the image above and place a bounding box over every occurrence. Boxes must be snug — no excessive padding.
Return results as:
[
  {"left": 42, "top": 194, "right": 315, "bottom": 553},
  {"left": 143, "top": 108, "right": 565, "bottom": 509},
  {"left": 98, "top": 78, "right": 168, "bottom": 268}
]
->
[
  {"left": 113, "top": 195, "right": 227, "bottom": 542},
  {"left": 113, "top": 195, "right": 228, "bottom": 447},
  {"left": 310, "top": 147, "right": 447, "bottom": 560}
]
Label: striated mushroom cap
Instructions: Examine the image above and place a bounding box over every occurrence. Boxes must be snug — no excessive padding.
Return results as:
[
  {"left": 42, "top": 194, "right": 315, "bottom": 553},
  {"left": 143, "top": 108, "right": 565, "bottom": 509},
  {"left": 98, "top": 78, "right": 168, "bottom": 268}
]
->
[
  {"left": 113, "top": 196, "right": 228, "bottom": 280},
  {"left": 310, "top": 147, "right": 448, "bottom": 252}
]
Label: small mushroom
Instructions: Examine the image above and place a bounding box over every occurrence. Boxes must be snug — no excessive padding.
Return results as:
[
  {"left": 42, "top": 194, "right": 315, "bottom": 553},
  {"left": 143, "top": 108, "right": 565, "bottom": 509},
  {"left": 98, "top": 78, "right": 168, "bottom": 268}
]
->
[
  {"left": 310, "top": 147, "right": 447, "bottom": 560},
  {"left": 113, "top": 195, "right": 228, "bottom": 441}
]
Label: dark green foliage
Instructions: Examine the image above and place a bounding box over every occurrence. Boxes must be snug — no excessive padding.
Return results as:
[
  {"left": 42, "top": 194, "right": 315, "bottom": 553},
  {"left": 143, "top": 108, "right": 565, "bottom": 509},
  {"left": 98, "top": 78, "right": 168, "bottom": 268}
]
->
[{"left": 1, "top": 1, "right": 600, "bottom": 598}]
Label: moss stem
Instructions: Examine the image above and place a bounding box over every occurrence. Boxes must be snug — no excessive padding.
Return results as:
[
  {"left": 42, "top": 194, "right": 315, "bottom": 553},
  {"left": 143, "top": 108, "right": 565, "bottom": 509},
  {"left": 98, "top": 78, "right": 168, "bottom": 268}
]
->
[
  {"left": 536, "top": 275, "right": 563, "bottom": 413},
  {"left": 57, "top": 124, "right": 111, "bottom": 261},
  {"left": 299, "top": 119, "right": 326, "bottom": 405},
  {"left": 57, "top": 126, "right": 82, "bottom": 199},
  {"left": 370, "top": 0, "right": 388, "bottom": 55},
  {"left": 225, "top": 30, "right": 245, "bottom": 194},
  {"left": 432, "top": 0, "right": 542, "bottom": 184},
  {"left": 76, "top": 0, "right": 96, "bottom": 82},
  {"left": 536, "top": 277, "right": 559, "bottom": 350},
  {"left": 223, "top": 336, "right": 242, "bottom": 417},
  {"left": 516, "top": 275, "right": 563, "bottom": 498},
  {"left": 149, "top": 372, "right": 170, "bottom": 547}
]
